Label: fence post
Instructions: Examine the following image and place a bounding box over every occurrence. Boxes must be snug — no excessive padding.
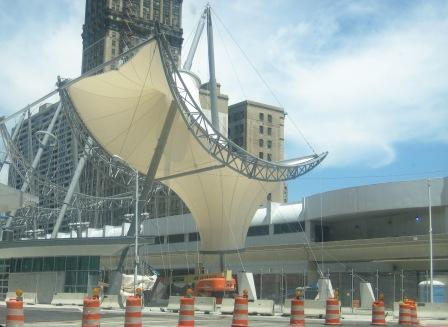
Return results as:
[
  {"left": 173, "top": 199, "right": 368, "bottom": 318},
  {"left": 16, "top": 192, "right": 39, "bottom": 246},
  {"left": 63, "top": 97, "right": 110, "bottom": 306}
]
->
[{"left": 351, "top": 268, "right": 354, "bottom": 313}]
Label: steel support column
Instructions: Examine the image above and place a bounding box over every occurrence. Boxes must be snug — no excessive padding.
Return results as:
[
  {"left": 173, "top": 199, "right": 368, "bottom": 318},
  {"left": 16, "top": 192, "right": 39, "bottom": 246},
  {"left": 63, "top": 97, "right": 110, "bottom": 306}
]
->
[
  {"left": 0, "top": 112, "right": 25, "bottom": 171},
  {"left": 183, "top": 8, "right": 206, "bottom": 71},
  {"left": 206, "top": 5, "right": 219, "bottom": 130},
  {"left": 51, "top": 137, "right": 93, "bottom": 238},
  {"left": 5, "top": 101, "right": 63, "bottom": 228}
]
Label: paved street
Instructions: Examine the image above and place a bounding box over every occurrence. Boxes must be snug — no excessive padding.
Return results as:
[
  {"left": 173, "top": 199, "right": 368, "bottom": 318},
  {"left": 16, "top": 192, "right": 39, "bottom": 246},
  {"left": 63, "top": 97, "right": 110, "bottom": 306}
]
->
[{"left": 0, "top": 305, "right": 447, "bottom": 327}]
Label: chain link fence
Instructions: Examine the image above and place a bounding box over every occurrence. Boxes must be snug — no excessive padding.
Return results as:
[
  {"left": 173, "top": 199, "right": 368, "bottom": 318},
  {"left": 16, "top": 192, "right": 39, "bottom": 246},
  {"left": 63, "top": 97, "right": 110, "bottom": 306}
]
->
[{"left": 154, "top": 270, "right": 447, "bottom": 308}]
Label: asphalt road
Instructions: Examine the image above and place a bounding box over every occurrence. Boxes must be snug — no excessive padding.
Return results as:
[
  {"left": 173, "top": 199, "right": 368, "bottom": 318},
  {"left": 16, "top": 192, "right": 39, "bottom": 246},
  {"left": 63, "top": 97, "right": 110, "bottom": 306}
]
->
[{"left": 0, "top": 305, "right": 446, "bottom": 326}]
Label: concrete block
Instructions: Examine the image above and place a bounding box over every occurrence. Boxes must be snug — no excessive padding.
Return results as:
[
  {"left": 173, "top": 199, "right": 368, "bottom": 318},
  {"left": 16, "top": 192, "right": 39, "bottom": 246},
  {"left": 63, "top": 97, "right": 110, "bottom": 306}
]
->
[
  {"left": 360, "top": 282, "right": 375, "bottom": 309},
  {"left": 5, "top": 292, "right": 16, "bottom": 301},
  {"left": 51, "top": 292, "right": 86, "bottom": 306},
  {"left": 220, "top": 298, "right": 235, "bottom": 314},
  {"left": 237, "top": 272, "right": 257, "bottom": 300},
  {"left": 23, "top": 292, "right": 37, "bottom": 305},
  {"left": 248, "top": 299, "right": 274, "bottom": 316},
  {"left": 282, "top": 298, "right": 291, "bottom": 316},
  {"left": 304, "top": 299, "right": 327, "bottom": 317},
  {"left": 101, "top": 295, "right": 121, "bottom": 309},
  {"left": 166, "top": 295, "right": 181, "bottom": 312},
  {"left": 195, "top": 296, "right": 216, "bottom": 313},
  {"left": 317, "top": 277, "right": 334, "bottom": 300}
]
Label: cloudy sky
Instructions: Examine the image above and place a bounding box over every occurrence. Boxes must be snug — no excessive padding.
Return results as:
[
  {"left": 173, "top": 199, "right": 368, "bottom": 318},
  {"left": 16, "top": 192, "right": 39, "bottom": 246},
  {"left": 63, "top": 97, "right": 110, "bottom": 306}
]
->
[{"left": 1, "top": 0, "right": 447, "bottom": 200}]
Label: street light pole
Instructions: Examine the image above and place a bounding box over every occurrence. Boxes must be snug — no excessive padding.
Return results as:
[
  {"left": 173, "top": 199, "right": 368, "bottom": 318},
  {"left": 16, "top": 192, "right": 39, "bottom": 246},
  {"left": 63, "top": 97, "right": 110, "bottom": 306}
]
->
[
  {"left": 113, "top": 155, "right": 139, "bottom": 295},
  {"left": 134, "top": 168, "right": 139, "bottom": 295},
  {"left": 427, "top": 178, "right": 434, "bottom": 303}
]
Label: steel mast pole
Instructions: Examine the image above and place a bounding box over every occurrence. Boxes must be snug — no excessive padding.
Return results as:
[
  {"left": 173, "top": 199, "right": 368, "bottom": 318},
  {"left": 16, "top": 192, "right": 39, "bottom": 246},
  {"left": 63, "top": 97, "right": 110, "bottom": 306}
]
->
[
  {"left": 51, "top": 137, "right": 93, "bottom": 237},
  {"left": 428, "top": 178, "right": 434, "bottom": 303},
  {"left": 206, "top": 4, "right": 219, "bottom": 130},
  {"left": 134, "top": 167, "right": 139, "bottom": 295},
  {"left": 183, "top": 9, "right": 206, "bottom": 71}
]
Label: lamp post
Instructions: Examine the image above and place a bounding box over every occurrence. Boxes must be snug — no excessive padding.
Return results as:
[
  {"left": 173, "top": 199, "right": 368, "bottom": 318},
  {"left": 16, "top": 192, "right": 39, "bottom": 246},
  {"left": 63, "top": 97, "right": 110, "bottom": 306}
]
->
[
  {"left": 427, "top": 178, "right": 434, "bottom": 303},
  {"left": 113, "top": 155, "right": 139, "bottom": 295}
]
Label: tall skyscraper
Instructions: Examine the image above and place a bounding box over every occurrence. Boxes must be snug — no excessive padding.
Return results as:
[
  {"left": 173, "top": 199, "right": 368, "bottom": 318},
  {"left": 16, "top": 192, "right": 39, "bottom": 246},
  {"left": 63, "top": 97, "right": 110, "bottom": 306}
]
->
[
  {"left": 7, "top": 0, "right": 187, "bottom": 236},
  {"left": 228, "top": 101, "right": 287, "bottom": 202},
  {"left": 82, "top": 0, "right": 183, "bottom": 73}
]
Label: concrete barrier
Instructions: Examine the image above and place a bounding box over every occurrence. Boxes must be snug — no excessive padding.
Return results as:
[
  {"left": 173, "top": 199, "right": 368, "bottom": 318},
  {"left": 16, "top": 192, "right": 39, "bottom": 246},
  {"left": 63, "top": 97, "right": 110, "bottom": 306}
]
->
[
  {"left": 220, "top": 298, "right": 235, "bottom": 314},
  {"left": 5, "top": 292, "right": 37, "bottom": 304},
  {"left": 101, "top": 295, "right": 121, "bottom": 309},
  {"left": 393, "top": 302, "right": 448, "bottom": 319},
  {"left": 23, "top": 292, "right": 37, "bottom": 305},
  {"left": 283, "top": 299, "right": 326, "bottom": 316},
  {"left": 281, "top": 299, "right": 327, "bottom": 317},
  {"left": 195, "top": 296, "right": 216, "bottom": 313},
  {"left": 248, "top": 299, "right": 275, "bottom": 316},
  {"left": 282, "top": 299, "right": 291, "bottom": 315},
  {"left": 51, "top": 293, "right": 86, "bottom": 306},
  {"left": 166, "top": 295, "right": 181, "bottom": 312},
  {"left": 5, "top": 292, "right": 17, "bottom": 301}
]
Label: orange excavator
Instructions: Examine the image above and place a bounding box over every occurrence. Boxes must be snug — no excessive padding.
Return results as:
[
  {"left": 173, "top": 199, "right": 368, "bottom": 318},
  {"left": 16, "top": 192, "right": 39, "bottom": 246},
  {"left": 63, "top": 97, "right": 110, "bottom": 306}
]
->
[{"left": 193, "top": 271, "right": 237, "bottom": 304}]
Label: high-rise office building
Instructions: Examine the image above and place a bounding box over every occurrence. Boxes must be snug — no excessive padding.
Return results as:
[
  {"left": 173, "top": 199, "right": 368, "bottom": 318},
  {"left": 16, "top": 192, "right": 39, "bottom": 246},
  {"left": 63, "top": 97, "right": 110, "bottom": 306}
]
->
[
  {"left": 82, "top": 0, "right": 183, "bottom": 73},
  {"left": 228, "top": 100, "right": 287, "bottom": 202},
  {"left": 7, "top": 0, "right": 186, "bottom": 236}
]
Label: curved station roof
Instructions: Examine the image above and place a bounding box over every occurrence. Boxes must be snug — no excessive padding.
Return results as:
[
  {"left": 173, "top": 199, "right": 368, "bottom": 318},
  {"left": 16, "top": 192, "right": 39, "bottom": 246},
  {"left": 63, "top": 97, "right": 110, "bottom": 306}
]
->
[{"left": 66, "top": 37, "right": 326, "bottom": 252}]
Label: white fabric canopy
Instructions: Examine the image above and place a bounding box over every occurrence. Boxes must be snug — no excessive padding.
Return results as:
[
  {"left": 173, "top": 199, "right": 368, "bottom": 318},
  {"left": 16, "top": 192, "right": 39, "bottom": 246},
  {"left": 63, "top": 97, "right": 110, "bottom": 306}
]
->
[{"left": 67, "top": 40, "right": 282, "bottom": 252}]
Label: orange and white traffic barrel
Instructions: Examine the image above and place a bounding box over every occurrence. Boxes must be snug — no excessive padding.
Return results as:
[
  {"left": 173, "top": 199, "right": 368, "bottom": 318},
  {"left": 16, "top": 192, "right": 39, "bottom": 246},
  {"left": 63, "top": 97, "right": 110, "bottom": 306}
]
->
[
  {"left": 82, "top": 297, "right": 100, "bottom": 327},
  {"left": 371, "top": 300, "right": 386, "bottom": 326},
  {"left": 177, "top": 297, "right": 195, "bottom": 327},
  {"left": 231, "top": 296, "right": 249, "bottom": 327},
  {"left": 125, "top": 296, "right": 142, "bottom": 327},
  {"left": 6, "top": 299, "right": 24, "bottom": 327},
  {"left": 409, "top": 303, "right": 418, "bottom": 326},
  {"left": 399, "top": 303, "right": 412, "bottom": 326},
  {"left": 325, "top": 298, "right": 341, "bottom": 325},
  {"left": 290, "top": 298, "right": 305, "bottom": 326}
]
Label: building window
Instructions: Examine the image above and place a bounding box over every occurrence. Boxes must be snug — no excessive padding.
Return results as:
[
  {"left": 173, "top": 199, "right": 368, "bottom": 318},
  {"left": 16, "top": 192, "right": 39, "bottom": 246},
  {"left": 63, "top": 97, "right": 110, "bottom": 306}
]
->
[
  {"left": 259, "top": 152, "right": 264, "bottom": 159},
  {"left": 154, "top": 235, "right": 165, "bottom": 244},
  {"left": 268, "top": 114, "right": 272, "bottom": 123},
  {"left": 247, "top": 225, "right": 269, "bottom": 236},
  {"left": 267, "top": 153, "right": 272, "bottom": 161},
  {"left": 259, "top": 139, "right": 264, "bottom": 147},
  {"left": 259, "top": 126, "right": 264, "bottom": 134},
  {"left": 274, "top": 222, "right": 305, "bottom": 234},
  {"left": 267, "top": 127, "right": 272, "bottom": 135},
  {"left": 167, "top": 234, "right": 185, "bottom": 243},
  {"left": 189, "top": 232, "right": 200, "bottom": 242},
  {"left": 267, "top": 140, "right": 272, "bottom": 148},
  {"left": 259, "top": 113, "right": 264, "bottom": 121}
]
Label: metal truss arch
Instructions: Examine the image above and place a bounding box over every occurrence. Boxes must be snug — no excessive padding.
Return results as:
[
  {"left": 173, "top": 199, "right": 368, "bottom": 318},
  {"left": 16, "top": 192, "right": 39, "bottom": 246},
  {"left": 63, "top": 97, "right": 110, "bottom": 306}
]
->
[{"left": 157, "top": 35, "right": 327, "bottom": 182}]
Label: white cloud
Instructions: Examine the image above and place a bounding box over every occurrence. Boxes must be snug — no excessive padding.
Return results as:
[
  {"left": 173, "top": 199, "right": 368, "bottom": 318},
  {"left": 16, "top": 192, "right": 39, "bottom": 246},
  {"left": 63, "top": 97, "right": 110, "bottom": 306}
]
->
[
  {"left": 183, "top": 1, "right": 448, "bottom": 168},
  {"left": 275, "top": 17, "right": 448, "bottom": 167},
  {"left": 0, "top": 1, "right": 83, "bottom": 115}
]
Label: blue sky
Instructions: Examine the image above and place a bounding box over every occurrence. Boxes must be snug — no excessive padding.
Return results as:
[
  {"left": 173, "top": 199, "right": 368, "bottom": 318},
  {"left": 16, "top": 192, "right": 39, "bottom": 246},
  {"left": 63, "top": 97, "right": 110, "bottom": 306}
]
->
[{"left": 1, "top": 0, "right": 447, "bottom": 200}]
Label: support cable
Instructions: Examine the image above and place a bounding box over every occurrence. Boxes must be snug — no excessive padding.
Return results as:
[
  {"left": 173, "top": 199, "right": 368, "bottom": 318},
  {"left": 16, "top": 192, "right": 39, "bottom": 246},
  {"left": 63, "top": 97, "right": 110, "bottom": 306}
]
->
[{"left": 210, "top": 8, "right": 317, "bottom": 155}]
